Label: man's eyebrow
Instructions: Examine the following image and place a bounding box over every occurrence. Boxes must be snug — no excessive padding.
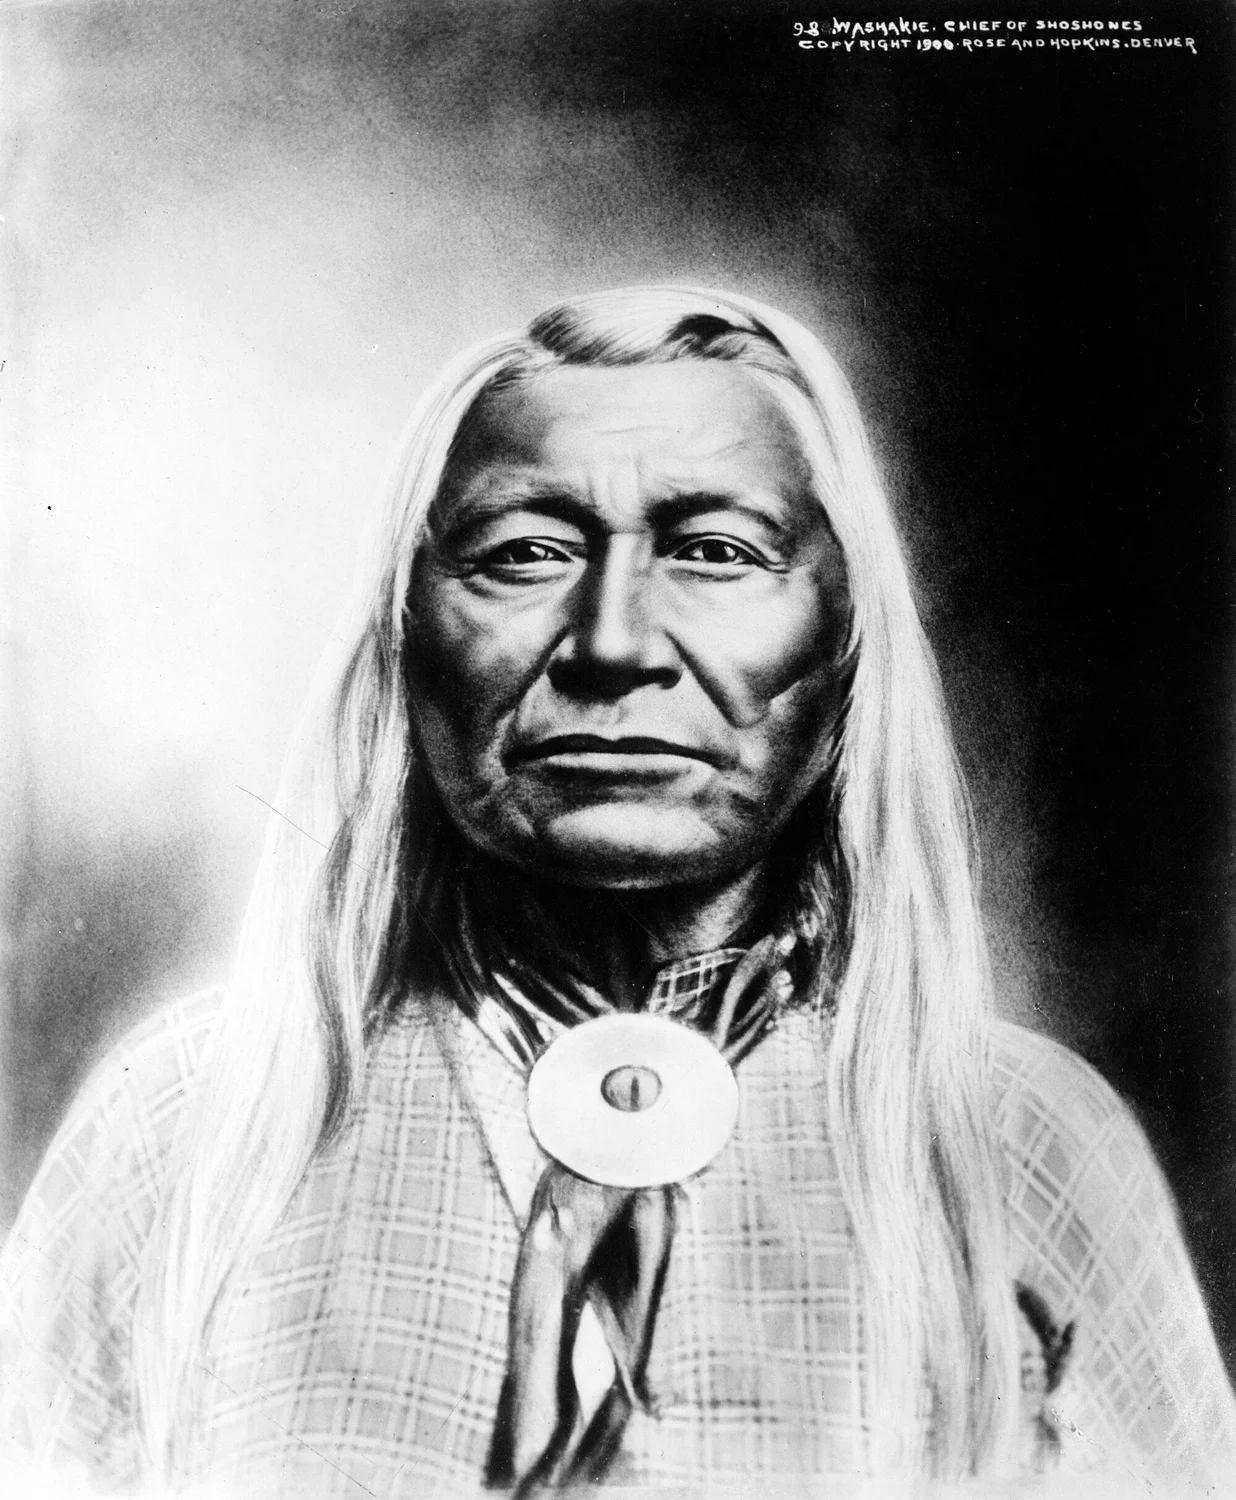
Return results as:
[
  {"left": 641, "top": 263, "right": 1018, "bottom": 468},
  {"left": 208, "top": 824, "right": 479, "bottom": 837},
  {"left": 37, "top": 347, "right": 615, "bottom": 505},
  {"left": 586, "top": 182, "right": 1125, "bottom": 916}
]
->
[
  {"left": 432, "top": 474, "right": 802, "bottom": 539},
  {"left": 432, "top": 475, "right": 592, "bottom": 535},
  {"left": 648, "top": 490, "right": 794, "bottom": 537}
]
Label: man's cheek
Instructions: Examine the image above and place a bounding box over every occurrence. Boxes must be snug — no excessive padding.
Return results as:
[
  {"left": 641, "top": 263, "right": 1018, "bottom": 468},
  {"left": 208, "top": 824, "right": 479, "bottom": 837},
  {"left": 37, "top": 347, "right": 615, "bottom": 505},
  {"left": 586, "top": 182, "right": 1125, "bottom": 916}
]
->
[
  {"left": 712, "top": 628, "right": 829, "bottom": 719},
  {"left": 413, "top": 614, "right": 519, "bottom": 728},
  {"left": 442, "top": 593, "right": 557, "bottom": 685},
  {"left": 735, "top": 674, "right": 841, "bottom": 787}
]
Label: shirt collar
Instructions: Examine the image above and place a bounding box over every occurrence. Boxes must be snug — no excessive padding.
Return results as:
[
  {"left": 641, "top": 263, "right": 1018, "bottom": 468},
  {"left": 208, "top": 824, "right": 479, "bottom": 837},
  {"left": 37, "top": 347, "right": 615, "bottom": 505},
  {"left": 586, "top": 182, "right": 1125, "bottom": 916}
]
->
[{"left": 470, "top": 946, "right": 751, "bottom": 1075}]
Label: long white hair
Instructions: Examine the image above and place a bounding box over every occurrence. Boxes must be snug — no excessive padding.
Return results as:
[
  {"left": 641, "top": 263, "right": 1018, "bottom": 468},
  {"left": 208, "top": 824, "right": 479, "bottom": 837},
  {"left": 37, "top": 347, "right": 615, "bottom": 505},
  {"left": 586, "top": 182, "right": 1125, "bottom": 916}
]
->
[{"left": 132, "top": 286, "right": 1022, "bottom": 1481}]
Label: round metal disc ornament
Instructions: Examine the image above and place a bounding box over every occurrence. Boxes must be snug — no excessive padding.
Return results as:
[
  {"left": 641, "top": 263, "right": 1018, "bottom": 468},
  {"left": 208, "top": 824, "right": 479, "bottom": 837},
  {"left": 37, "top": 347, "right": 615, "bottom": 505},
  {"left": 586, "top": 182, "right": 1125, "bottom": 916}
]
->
[{"left": 526, "top": 1013, "right": 739, "bottom": 1188}]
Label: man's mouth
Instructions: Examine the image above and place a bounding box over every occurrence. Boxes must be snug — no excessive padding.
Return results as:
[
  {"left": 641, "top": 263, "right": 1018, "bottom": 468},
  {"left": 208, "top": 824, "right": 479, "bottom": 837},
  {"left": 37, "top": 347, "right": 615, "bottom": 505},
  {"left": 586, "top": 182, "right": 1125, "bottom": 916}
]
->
[{"left": 507, "top": 734, "right": 717, "bottom": 767}]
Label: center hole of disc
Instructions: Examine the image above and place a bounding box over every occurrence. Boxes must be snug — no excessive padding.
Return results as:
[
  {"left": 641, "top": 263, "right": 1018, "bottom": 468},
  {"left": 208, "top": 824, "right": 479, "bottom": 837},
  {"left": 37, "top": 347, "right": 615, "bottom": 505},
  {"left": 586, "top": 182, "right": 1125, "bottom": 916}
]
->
[{"left": 601, "top": 1064, "right": 662, "bottom": 1113}]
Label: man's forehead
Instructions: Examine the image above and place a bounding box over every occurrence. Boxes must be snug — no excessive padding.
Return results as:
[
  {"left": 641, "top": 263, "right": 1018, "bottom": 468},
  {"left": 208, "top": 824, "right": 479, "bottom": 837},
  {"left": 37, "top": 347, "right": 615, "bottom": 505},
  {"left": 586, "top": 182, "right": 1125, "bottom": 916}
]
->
[
  {"left": 458, "top": 362, "right": 808, "bottom": 475},
  {"left": 450, "top": 360, "right": 816, "bottom": 513}
]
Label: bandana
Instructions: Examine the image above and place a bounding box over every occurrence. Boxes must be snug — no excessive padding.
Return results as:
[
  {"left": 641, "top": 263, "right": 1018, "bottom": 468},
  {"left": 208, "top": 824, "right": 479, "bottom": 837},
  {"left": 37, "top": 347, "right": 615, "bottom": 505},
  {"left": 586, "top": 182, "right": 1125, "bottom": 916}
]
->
[{"left": 450, "top": 938, "right": 795, "bottom": 1495}]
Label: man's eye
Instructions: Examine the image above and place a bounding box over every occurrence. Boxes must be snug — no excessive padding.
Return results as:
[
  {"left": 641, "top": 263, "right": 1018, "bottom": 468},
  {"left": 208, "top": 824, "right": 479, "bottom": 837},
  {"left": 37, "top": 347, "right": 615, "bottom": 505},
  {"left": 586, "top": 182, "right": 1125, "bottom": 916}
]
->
[
  {"left": 671, "top": 536, "right": 760, "bottom": 567},
  {"left": 481, "top": 539, "right": 572, "bottom": 568}
]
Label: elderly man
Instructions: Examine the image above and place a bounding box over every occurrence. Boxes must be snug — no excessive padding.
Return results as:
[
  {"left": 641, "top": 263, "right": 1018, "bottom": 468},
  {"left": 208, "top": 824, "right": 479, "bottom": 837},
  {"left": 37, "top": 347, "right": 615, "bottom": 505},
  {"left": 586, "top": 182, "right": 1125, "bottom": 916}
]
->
[{"left": 3, "top": 287, "right": 1234, "bottom": 1497}]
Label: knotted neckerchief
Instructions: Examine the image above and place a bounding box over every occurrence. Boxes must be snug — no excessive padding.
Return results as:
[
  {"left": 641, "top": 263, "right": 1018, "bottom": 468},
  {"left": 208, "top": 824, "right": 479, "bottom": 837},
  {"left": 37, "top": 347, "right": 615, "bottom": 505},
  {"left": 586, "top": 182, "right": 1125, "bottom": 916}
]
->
[{"left": 440, "top": 897, "right": 797, "bottom": 1496}]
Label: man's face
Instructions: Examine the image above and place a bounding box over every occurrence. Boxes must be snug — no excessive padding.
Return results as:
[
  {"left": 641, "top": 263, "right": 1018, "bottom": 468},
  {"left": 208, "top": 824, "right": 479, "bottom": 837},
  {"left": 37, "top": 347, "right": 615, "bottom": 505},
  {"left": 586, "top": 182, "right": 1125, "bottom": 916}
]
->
[{"left": 407, "top": 361, "right": 851, "bottom": 888}]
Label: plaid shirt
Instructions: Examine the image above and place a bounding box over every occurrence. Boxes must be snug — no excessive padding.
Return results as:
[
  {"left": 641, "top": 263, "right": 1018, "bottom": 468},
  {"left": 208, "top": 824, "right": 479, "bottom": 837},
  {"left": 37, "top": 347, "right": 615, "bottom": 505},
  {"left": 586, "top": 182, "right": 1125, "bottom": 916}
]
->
[{"left": 3, "top": 964, "right": 1235, "bottom": 1496}]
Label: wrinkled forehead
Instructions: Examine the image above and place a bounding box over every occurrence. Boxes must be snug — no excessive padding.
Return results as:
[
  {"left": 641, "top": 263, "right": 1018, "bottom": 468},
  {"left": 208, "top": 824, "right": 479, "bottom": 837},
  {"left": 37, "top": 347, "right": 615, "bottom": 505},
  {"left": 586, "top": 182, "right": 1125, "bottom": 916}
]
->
[{"left": 435, "top": 361, "right": 828, "bottom": 529}]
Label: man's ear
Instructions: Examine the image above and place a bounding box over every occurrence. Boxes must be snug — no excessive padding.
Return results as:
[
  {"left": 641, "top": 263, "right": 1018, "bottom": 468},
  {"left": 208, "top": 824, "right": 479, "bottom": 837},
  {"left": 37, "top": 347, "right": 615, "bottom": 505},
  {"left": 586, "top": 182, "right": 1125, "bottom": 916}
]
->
[
  {"left": 817, "top": 527, "right": 854, "bottom": 667},
  {"left": 402, "top": 541, "right": 432, "bottom": 633}
]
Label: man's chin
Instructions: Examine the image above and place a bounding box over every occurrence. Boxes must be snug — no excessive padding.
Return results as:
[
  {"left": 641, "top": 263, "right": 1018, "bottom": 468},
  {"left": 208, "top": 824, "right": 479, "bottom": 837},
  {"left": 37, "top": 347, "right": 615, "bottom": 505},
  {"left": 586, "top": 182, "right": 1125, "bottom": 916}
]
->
[{"left": 507, "top": 806, "right": 739, "bottom": 889}]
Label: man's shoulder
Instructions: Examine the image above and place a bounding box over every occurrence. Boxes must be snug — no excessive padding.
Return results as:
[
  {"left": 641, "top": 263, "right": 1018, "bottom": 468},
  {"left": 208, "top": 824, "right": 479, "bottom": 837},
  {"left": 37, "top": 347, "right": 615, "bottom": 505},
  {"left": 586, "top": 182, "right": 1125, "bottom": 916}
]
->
[
  {"left": 986, "top": 1028, "right": 1236, "bottom": 1484},
  {"left": 988, "top": 1017, "right": 1136, "bottom": 1150},
  {"left": 110, "top": 985, "right": 225, "bottom": 1083},
  {"left": 988, "top": 1019, "right": 1181, "bottom": 1305},
  {"left": 2, "top": 987, "right": 229, "bottom": 1329},
  {"left": 66, "top": 987, "right": 226, "bottom": 1141},
  {"left": 17, "top": 988, "right": 227, "bottom": 1230}
]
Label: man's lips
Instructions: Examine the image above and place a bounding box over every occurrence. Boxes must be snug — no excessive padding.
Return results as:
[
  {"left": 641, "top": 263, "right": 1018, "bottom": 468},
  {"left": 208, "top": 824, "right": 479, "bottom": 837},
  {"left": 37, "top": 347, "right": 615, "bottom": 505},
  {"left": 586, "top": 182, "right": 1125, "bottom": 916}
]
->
[{"left": 507, "top": 734, "right": 719, "bottom": 767}]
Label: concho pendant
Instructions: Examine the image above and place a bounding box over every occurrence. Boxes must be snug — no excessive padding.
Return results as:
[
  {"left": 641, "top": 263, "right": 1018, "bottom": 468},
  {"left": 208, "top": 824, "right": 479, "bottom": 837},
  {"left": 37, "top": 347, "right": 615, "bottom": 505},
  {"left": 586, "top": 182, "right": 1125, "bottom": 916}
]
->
[{"left": 526, "top": 1013, "right": 739, "bottom": 1188}]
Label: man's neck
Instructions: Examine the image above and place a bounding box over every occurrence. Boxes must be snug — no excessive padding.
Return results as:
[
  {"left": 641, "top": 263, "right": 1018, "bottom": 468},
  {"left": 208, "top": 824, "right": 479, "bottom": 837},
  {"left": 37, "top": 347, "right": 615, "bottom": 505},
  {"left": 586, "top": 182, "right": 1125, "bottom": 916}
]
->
[
  {"left": 462, "top": 857, "right": 768, "bottom": 1011},
  {"left": 571, "top": 867, "right": 767, "bottom": 1008}
]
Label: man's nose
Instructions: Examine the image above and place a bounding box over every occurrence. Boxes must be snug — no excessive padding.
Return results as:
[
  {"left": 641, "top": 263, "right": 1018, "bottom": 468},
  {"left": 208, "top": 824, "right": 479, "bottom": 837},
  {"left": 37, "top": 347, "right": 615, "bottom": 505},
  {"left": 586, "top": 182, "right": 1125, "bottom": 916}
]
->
[{"left": 547, "top": 535, "right": 682, "bottom": 699}]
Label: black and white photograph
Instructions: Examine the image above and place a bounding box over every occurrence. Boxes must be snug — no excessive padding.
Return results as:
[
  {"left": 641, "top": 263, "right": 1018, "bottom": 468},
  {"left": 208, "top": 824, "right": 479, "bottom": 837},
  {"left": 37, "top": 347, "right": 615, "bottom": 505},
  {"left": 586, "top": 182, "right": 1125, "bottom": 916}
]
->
[{"left": 2, "top": 2, "right": 1234, "bottom": 1495}]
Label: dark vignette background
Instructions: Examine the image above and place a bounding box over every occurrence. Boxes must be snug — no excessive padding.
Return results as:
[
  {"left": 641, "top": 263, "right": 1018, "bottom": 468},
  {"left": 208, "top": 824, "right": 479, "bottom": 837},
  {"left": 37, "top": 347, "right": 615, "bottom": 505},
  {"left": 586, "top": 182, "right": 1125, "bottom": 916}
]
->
[{"left": 3, "top": 0, "right": 1235, "bottom": 1361}]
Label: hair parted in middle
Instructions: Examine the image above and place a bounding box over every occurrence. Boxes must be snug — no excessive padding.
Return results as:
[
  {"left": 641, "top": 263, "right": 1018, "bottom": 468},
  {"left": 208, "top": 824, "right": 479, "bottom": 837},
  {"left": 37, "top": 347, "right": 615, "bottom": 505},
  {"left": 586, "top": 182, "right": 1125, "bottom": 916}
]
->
[{"left": 132, "top": 285, "right": 1023, "bottom": 1482}]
